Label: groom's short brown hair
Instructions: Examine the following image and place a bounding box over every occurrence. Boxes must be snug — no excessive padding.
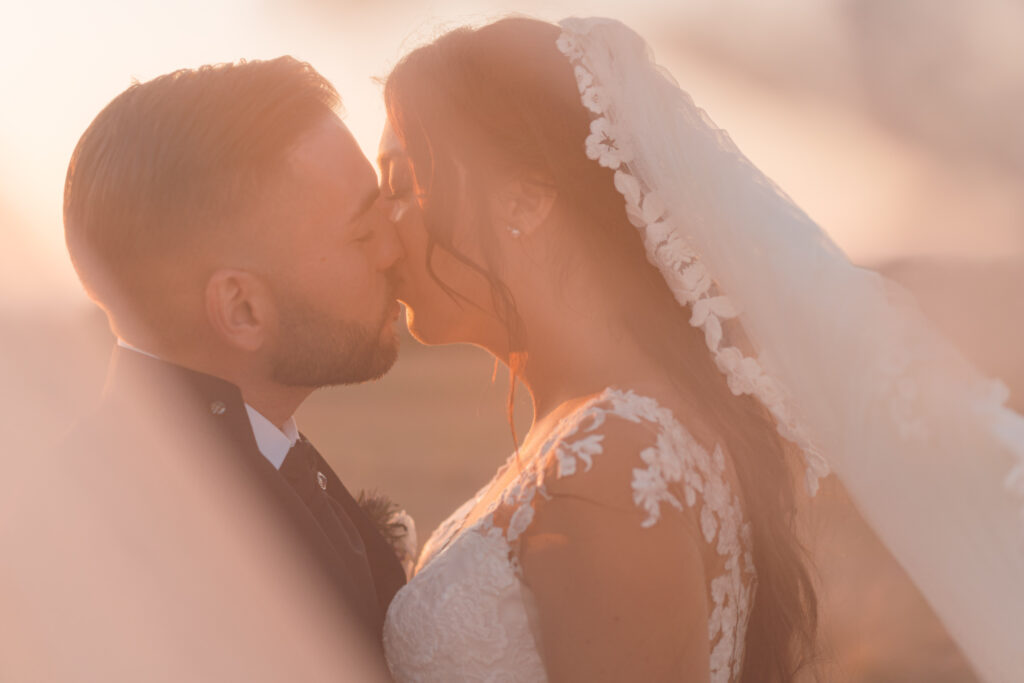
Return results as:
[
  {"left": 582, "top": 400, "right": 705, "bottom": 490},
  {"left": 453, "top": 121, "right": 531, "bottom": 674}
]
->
[{"left": 64, "top": 56, "right": 340, "bottom": 326}]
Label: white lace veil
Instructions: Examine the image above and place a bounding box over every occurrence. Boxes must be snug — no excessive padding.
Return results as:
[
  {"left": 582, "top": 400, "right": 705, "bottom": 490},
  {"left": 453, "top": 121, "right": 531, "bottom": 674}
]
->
[{"left": 556, "top": 17, "right": 1024, "bottom": 682}]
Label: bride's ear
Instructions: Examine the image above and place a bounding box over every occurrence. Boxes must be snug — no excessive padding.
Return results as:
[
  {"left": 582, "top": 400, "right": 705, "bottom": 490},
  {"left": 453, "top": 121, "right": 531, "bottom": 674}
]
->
[
  {"left": 493, "top": 173, "right": 558, "bottom": 239},
  {"left": 204, "top": 269, "right": 273, "bottom": 352}
]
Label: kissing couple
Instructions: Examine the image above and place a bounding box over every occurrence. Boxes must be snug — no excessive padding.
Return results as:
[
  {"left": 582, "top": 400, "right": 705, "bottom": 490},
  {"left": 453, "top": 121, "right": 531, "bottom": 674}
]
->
[{"left": 54, "top": 15, "right": 1024, "bottom": 683}]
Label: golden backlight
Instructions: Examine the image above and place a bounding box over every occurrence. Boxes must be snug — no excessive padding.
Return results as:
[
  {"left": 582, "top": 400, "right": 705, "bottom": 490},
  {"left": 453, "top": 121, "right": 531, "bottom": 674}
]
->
[{"left": 2, "top": 1, "right": 1022, "bottom": 681}]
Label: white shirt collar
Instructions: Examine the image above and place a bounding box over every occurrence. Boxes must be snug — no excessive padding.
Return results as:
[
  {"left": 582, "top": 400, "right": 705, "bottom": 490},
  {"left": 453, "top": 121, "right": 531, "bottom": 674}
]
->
[
  {"left": 244, "top": 405, "right": 299, "bottom": 469},
  {"left": 116, "top": 338, "right": 298, "bottom": 470}
]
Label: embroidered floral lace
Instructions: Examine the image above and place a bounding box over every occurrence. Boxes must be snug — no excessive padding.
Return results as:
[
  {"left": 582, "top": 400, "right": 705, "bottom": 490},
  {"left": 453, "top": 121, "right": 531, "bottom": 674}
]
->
[{"left": 383, "top": 388, "right": 756, "bottom": 682}]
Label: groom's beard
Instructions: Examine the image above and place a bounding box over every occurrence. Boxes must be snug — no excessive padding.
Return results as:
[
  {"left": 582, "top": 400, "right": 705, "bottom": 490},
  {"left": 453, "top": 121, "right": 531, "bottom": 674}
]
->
[{"left": 270, "top": 296, "right": 399, "bottom": 388}]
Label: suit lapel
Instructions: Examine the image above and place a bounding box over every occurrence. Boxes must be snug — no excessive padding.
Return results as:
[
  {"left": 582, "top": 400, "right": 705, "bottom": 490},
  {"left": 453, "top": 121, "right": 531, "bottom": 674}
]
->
[
  {"left": 101, "top": 348, "right": 396, "bottom": 637},
  {"left": 297, "top": 443, "right": 408, "bottom": 613}
]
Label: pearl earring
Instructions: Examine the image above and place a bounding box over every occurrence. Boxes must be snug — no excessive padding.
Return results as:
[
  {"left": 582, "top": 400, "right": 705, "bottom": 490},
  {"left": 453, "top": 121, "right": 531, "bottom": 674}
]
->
[{"left": 506, "top": 225, "right": 522, "bottom": 238}]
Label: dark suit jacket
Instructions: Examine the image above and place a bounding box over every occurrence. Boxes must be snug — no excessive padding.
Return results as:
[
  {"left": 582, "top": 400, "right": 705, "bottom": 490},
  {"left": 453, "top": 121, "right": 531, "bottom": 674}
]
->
[{"left": 56, "top": 347, "right": 405, "bottom": 674}]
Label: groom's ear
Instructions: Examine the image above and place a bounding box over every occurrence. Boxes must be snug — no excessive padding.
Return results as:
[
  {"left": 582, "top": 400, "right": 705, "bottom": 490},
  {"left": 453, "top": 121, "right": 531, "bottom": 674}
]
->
[
  {"left": 493, "top": 173, "right": 558, "bottom": 239},
  {"left": 205, "top": 269, "right": 273, "bottom": 352}
]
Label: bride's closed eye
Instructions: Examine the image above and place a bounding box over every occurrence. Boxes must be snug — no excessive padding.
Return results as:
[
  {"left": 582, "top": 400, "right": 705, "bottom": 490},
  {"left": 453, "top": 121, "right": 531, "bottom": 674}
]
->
[
  {"left": 381, "top": 159, "right": 416, "bottom": 221},
  {"left": 382, "top": 161, "right": 414, "bottom": 198}
]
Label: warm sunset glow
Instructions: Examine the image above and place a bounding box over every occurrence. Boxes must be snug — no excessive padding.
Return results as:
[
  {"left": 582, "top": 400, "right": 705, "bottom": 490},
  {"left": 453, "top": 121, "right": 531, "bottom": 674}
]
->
[
  {"left": 3, "top": 2, "right": 1022, "bottom": 681},
  {"left": 4, "top": 0, "right": 1021, "bottom": 310}
]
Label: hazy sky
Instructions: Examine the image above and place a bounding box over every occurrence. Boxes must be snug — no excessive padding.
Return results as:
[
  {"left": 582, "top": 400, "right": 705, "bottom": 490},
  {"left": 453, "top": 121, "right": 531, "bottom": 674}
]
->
[
  {"left": 1, "top": 0, "right": 1018, "bottom": 309},
  {"left": 0, "top": 0, "right": 669, "bottom": 306}
]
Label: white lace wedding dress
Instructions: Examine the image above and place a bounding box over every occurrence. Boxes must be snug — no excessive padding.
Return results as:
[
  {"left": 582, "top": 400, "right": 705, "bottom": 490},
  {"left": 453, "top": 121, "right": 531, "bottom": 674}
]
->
[{"left": 383, "top": 388, "right": 756, "bottom": 682}]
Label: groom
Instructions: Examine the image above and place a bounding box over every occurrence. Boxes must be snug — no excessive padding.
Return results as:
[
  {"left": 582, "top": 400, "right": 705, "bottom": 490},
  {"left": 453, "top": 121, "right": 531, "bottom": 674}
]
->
[{"left": 59, "top": 57, "right": 406, "bottom": 678}]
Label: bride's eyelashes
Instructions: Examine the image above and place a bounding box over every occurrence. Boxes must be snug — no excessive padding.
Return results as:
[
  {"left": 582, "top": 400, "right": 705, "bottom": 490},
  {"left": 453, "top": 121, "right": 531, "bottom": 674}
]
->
[
  {"left": 383, "top": 178, "right": 416, "bottom": 222},
  {"left": 379, "top": 157, "right": 423, "bottom": 222}
]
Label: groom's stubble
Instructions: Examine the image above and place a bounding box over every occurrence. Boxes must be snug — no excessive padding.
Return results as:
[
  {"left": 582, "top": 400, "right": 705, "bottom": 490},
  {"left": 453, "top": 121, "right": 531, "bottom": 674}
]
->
[{"left": 269, "top": 278, "right": 401, "bottom": 388}]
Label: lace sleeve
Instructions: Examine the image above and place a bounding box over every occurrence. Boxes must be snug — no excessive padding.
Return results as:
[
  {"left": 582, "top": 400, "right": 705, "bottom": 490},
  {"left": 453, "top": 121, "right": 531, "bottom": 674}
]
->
[{"left": 494, "top": 389, "right": 756, "bottom": 683}]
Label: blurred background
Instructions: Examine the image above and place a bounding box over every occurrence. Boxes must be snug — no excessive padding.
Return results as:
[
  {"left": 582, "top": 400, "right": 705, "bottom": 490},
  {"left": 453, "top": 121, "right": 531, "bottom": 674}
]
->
[{"left": 2, "top": 0, "right": 1022, "bottom": 680}]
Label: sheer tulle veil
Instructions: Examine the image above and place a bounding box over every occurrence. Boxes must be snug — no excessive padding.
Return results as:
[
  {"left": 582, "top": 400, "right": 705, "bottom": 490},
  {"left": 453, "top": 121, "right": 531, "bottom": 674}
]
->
[{"left": 556, "top": 16, "right": 1024, "bottom": 682}]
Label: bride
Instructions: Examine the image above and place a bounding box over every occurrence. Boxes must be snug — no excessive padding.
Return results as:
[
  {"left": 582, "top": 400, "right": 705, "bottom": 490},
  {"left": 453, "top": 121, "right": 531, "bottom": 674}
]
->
[{"left": 376, "top": 16, "right": 1024, "bottom": 683}]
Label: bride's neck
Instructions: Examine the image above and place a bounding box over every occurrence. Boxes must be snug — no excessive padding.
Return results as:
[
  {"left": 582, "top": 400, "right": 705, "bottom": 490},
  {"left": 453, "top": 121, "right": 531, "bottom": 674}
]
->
[{"left": 513, "top": 282, "right": 663, "bottom": 425}]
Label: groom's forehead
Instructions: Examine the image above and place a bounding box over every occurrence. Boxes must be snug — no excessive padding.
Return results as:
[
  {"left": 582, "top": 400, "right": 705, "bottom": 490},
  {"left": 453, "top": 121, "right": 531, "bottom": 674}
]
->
[{"left": 286, "top": 116, "right": 376, "bottom": 208}]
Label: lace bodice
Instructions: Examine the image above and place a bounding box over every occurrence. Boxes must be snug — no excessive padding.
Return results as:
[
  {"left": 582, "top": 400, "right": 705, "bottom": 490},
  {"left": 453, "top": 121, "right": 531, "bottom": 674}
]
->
[{"left": 383, "top": 388, "right": 756, "bottom": 682}]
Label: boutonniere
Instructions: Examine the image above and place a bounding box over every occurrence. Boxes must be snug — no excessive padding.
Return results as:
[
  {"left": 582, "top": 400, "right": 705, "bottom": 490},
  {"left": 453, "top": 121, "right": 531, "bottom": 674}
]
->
[{"left": 357, "top": 490, "right": 417, "bottom": 579}]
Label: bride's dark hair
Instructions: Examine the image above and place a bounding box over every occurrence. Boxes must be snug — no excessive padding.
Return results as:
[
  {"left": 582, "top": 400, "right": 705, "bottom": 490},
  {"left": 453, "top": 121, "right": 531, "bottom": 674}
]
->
[{"left": 386, "top": 17, "right": 817, "bottom": 681}]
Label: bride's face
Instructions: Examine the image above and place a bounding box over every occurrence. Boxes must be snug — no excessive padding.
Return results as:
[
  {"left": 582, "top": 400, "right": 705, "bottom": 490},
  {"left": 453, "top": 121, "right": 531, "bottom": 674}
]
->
[{"left": 377, "top": 123, "right": 511, "bottom": 351}]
